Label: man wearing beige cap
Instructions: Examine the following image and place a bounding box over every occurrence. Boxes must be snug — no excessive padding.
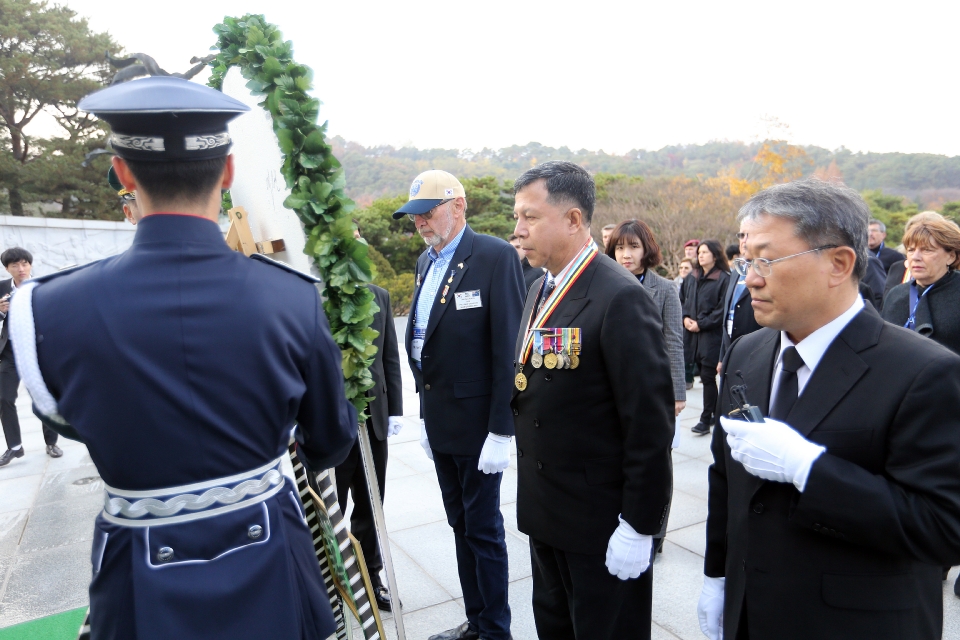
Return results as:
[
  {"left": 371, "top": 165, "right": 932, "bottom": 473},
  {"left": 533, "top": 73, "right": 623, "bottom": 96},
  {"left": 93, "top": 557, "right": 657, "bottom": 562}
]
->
[{"left": 395, "top": 170, "right": 524, "bottom": 640}]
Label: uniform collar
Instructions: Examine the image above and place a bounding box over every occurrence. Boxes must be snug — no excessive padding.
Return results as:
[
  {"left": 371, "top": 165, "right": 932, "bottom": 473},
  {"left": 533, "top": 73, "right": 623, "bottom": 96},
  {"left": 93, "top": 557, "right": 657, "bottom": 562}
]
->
[{"left": 132, "top": 213, "right": 226, "bottom": 248}]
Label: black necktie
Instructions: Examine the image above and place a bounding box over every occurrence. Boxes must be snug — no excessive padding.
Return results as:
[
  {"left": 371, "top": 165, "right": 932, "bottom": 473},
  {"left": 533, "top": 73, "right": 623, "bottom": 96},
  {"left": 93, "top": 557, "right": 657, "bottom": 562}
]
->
[
  {"left": 770, "top": 346, "right": 804, "bottom": 420},
  {"left": 537, "top": 278, "right": 556, "bottom": 315}
]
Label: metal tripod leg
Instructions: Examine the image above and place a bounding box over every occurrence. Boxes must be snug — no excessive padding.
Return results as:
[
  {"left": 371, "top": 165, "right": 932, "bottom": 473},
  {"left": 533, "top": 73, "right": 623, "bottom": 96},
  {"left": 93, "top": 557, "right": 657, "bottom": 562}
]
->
[{"left": 357, "top": 422, "right": 406, "bottom": 640}]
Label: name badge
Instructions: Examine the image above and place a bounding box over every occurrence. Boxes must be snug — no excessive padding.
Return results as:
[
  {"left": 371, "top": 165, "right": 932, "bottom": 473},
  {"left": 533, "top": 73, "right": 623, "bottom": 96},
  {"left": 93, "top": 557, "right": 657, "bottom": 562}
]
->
[
  {"left": 411, "top": 327, "right": 425, "bottom": 361},
  {"left": 455, "top": 290, "right": 482, "bottom": 310}
]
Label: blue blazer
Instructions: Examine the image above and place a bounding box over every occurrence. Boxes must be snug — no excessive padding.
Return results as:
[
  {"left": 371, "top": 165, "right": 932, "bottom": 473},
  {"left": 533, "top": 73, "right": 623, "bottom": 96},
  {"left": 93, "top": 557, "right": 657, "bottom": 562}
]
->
[{"left": 405, "top": 225, "right": 524, "bottom": 455}]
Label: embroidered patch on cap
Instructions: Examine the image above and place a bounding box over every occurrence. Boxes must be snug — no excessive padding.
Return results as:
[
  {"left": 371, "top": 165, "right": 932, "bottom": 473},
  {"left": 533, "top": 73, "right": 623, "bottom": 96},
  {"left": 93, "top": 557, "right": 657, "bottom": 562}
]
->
[
  {"left": 444, "top": 188, "right": 455, "bottom": 197},
  {"left": 410, "top": 179, "right": 423, "bottom": 198}
]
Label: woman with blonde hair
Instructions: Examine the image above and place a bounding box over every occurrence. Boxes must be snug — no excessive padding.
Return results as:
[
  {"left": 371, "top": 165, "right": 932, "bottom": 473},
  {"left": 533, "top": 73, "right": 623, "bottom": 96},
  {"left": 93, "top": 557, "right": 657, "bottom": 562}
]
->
[{"left": 882, "top": 212, "right": 960, "bottom": 355}]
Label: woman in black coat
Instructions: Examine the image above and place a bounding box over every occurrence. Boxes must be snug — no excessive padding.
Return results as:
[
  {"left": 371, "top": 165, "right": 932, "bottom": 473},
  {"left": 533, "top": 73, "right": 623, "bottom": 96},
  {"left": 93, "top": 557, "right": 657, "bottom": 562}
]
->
[
  {"left": 683, "top": 240, "right": 729, "bottom": 435},
  {"left": 882, "top": 213, "right": 960, "bottom": 356}
]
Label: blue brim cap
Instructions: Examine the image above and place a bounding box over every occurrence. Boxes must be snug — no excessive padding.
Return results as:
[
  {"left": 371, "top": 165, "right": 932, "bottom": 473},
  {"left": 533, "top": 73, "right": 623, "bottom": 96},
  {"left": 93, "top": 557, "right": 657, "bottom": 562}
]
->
[{"left": 392, "top": 198, "right": 444, "bottom": 219}]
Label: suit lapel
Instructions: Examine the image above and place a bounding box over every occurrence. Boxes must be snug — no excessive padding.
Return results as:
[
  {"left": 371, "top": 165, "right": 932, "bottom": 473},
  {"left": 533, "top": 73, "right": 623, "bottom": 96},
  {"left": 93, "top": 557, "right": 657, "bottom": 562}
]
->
[
  {"left": 542, "top": 259, "right": 597, "bottom": 328},
  {"left": 424, "top": 226, "right": 475, "bottom": 344},
  {"left": 736, "top": 330, "right": 779, "bottom": 417},
  {"left": 786, "top": 308, "right": 880, "bottom": 437}
]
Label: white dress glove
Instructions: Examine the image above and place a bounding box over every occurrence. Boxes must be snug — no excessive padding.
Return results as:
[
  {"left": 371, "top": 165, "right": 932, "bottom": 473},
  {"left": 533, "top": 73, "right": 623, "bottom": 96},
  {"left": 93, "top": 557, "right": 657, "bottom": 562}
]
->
[
  {"left": 420, "top": 419, "right": 433, "bottom": 460},
  {"left": 697, "top": 576, "right": 725, "bottom": 640},
  {"left": 387, "top": 416, "right": 404, "bottom": 437},
  {"left": 604, "top": 516, "right": 652, "bottom": 580},
  {"left": 477, "top": 433, "right": 511, "bottom": 474},
  {"left": 720, "top": 416, "right": 825, "bottom": 492}
]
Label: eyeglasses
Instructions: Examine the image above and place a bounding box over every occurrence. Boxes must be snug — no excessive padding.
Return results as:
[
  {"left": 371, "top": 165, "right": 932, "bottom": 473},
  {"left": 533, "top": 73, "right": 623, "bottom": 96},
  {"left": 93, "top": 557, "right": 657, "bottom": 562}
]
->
[
  {"left": 736, "top": 232, "right": 746, "bottom": 240},
  {"left": 733, "top": 245, "right": 837, "bottom": 278},
  {"left": 407, "top": 199, "right": 453, "bottom": 223}
]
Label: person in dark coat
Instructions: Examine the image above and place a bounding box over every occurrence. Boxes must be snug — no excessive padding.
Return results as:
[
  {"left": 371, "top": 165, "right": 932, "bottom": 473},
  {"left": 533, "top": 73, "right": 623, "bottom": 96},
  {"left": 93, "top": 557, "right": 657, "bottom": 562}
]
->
[
  {"left": 699, "top": 179, "right": 960, "bottom": 640},
  {"left": 719, "top": 233, "right": 762, "bottom": 366},
  {"left": 10, "top": 77, "right": 358, "bottom": 640},
  {"left": 882, "top": 213, "right": 960, "bottom": 356},
  {"left": 335, "top": 226, "right": 404, "bottom": 611},
  {"left": 398, "top": 170, "right": 524, "bottom": 640},
  {"left": 511, "top": 162, "right": 673, "bottom": 640},
  {"left": 684, "top": 240, "right": 729, "bottom": 435},
  {"left": 869, "top": 218, "right": 904, "bottom": 273}
]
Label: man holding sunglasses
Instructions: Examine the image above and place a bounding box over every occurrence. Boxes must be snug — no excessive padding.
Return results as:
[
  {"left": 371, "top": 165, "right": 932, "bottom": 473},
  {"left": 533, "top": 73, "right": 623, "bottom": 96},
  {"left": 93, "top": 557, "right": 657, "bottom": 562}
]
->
[
  {"left": 699, "top": 178, "right": 960, "bottom": 640},
  {"left": 394, "top": 170, "right": 524, "bottom": 640}
]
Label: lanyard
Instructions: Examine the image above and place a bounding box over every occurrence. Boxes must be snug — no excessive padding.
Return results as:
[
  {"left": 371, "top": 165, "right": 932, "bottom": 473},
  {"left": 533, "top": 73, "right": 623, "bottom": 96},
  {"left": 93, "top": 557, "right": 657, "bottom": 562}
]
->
[{"left": 904, "top": 281, "right": 933, "bottom": 330}]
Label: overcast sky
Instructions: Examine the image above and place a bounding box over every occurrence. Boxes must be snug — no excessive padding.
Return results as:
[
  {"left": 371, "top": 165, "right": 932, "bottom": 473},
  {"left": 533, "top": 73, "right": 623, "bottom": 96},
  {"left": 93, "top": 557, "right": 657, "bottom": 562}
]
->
[{"left": 58, "top": 0, "right": 960, "bottom": 156}]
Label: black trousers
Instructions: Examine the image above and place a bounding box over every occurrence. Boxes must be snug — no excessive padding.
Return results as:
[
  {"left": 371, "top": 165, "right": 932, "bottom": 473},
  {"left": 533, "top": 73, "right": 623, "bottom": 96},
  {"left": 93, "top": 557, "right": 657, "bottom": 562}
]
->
[
  {"left": 335, "top": 424, "right": 387, "bottom": 575},
  {"left": 0, "top": 350, "right": 57, "bottom": 450},
  {"left": 529, "top": 536, "right": 653, "bottom": 640},
  {"left": 697, "top": 357, "right": 719, "bottom": 425},
  {"left": 433, "top": 451, "right": 511, "bottom": 640}
]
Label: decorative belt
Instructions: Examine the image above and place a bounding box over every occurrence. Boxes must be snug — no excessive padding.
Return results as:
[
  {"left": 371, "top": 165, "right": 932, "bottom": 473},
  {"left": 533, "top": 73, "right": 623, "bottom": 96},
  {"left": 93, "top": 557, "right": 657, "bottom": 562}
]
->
[{"left": 102, "top": 456, "right": 285, "bottom": 527}]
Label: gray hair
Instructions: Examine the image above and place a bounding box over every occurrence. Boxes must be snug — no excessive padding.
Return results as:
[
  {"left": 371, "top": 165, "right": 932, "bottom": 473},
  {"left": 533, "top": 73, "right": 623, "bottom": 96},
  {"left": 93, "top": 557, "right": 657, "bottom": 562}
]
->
[
  {"left": 869, "top": 218, "right": 886, "bottom": 233},
  {"left": 738, "top": 178, "right": 869, "bottom": 280}
]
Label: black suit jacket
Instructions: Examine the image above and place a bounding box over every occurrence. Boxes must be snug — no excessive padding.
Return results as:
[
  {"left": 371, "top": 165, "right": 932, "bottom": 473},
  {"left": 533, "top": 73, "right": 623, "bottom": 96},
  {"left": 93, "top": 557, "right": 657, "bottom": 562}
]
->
[
  {"left": 718, "top": 270, "right": 760, "bottom": 363},
  {"left": 366, "top": 285, "right": 402, "bottom": 441},
  {"left": 510, "top": 254, "right": 674, "bottom": 553},
  {"left": 706, "top": 305, "right": 960, "bottom": 640},
  {"left": 0, "top": 278, "right": 11, "bottom": 356},
  {"left": 405, "top": 225, "right": 524, "bottom": 455}
]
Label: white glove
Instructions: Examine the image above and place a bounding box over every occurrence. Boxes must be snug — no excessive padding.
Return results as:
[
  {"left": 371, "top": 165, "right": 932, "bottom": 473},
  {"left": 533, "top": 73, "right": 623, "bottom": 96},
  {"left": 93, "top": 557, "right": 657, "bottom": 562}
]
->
[
  {"left": 477, "top": 433, "right": 511, "bottom": 474},
  {"left": 387, "top": 416, "right": 404, "bottom": 437},
  {"left": 604, "top": 516, "right": 652, "bottom": 580},
  {"left": 697, "top": 576, "right": 725, "bottom": 640},
  {"left": 420, "top": 420, "right": 433, "bottom": 460},
  {"left": 721, "top": 416, "right": 825, "bottom": 492}
]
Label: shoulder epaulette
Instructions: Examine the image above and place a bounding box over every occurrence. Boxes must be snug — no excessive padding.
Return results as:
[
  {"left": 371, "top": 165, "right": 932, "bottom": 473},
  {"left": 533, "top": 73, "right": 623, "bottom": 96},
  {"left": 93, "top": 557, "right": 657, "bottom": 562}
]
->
[
  {"left": 250, "top": 253, "right": 322, "bottom": 284},
  {"left": 30, "top": 260, "right": 101, "bottom": 286}
]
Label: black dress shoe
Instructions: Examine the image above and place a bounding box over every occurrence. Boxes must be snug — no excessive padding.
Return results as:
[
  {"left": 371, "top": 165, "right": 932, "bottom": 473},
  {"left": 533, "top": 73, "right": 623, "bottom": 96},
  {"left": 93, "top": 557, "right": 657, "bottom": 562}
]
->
[
  {"left": 428, "top": 621, "right": 479, "bottom": 640},
  {"left": 46, "top": 444, "right": 63, "bottom": 458},
  {"left": 373, "top": 584, "right": 398, "bottom": 612},
  {"left": 691, "top": 422, "right": 711, "bottom": 436},
  {"left": 0, "top": 448, "right": 24, "bottom": 467}
]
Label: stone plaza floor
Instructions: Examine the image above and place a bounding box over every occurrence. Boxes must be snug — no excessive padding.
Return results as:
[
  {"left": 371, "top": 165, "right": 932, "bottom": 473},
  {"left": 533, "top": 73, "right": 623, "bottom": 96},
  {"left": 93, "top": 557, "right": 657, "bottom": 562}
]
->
[{"left": 1, "top": 316, "right": 960, "bottom": 638}]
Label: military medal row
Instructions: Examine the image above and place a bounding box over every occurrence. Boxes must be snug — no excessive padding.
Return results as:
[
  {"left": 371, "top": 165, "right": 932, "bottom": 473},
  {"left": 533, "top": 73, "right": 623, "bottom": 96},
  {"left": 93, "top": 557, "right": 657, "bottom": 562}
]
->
[{"left": 516, "top": 327, "right": 581, "bottom": 391}]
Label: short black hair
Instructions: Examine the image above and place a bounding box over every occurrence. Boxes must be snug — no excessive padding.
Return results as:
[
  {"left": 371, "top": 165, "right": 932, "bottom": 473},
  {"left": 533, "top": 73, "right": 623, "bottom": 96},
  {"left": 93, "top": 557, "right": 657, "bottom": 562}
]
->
[
  {"left": 124, "top": 157, "right": 228, "bottom": 204},
  {"left": 726, "top": 243, "right": 740, "bottom": 260},
  {"left": 513, "top": 161, "right": 596, "bottom": 225},
  {"left": 1, "top": 247, "right": 32, "bottom": 267}
]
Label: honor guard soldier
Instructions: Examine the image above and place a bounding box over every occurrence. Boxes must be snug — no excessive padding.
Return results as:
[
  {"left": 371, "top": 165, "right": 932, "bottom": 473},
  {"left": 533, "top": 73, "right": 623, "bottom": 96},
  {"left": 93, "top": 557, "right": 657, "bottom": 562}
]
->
[
  {"left": 8, "top": 76, "right": 357, "bottom": 640},
  {"left": 396, "top": 170, "right": 525, "bottom": 640},
  {"left": 511, "top": 162, "right": 674, "bottom": 640}
]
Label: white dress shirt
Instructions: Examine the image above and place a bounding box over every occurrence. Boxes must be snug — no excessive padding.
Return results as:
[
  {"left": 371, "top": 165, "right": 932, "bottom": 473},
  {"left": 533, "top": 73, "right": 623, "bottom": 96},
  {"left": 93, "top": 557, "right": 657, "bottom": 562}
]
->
[{"left": 770, "top": 295, "right": 865, "bottom": 401}]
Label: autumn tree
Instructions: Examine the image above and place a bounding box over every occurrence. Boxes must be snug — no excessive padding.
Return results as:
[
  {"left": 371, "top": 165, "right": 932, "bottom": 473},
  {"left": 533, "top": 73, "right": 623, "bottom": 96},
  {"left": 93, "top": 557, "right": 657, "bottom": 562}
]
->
[
  {"left": 714, "top": 139, "right": 814, "bottom": 198},
  {"left": 0, "top": 0, "right": 118, "bottom": 216}
]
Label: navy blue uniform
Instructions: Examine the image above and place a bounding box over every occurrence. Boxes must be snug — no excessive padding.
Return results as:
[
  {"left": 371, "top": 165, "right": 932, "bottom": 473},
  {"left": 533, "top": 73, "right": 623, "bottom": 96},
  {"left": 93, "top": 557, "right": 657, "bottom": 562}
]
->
[{"left": 30, "top": 214, "right": 356, "bottom": 639}]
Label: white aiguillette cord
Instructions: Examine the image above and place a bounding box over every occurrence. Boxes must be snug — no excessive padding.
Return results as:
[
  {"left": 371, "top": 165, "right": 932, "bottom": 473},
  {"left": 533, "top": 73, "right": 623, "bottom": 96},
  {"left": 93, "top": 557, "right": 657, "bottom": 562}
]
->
[{"left": 8, "top": 282, "right": 67, "bottom": 424}]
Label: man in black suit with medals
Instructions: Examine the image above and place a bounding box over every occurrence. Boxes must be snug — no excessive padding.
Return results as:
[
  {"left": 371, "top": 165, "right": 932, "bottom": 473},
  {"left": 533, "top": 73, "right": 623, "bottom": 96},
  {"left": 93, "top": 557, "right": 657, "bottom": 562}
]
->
[
  {"left": 699, "top": 179, "right": 960, "bottom": 640},
  {"left": 335, "top": 226, "right": 404, "bottom": 611},
  {"left": 510, "top": 161, "right": 674, "bottom": 639},
  {"left": 0, "top": 247, "right": 61, "bottom": 466},
  {"left": 395, "top": 170, "right": 524, "bottom": 640}
]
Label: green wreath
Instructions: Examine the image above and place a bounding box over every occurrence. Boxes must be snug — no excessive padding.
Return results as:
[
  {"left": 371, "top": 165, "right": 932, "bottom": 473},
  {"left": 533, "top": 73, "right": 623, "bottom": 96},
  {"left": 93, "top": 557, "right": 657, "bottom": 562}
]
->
[{"left": 208, "top": 15, "right": 377, "bottom": 416}]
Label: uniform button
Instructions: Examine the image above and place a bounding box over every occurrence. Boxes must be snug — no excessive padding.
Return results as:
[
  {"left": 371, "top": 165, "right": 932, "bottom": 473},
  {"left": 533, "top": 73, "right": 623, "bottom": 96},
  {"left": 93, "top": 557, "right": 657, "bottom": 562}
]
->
[
  {"left": 248, "top": 525, "right": 264, "bottom": 540},
  {"left": 513, "top": 408, "right": 519, "bottom": 416},
  {"left": 424, "top": 384, "right": 431, "bottom": 391},
  {"left": 537, "top": 461, "right": 543, "bottom": 469},
  {"left": 518, "top": 449, "right": 524, "bottom": 457},
  {"left": 544, "top": 374, "right": 552, "bottom": 382},
  {"left": 157, "top": 547, "right": 174, "bottom": 563},
  {"left": 534, "top": 419, "right": 540, "bottom": 428},
  {"left": 752, "top": 503, "right": 764, "bottom": 514}
]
